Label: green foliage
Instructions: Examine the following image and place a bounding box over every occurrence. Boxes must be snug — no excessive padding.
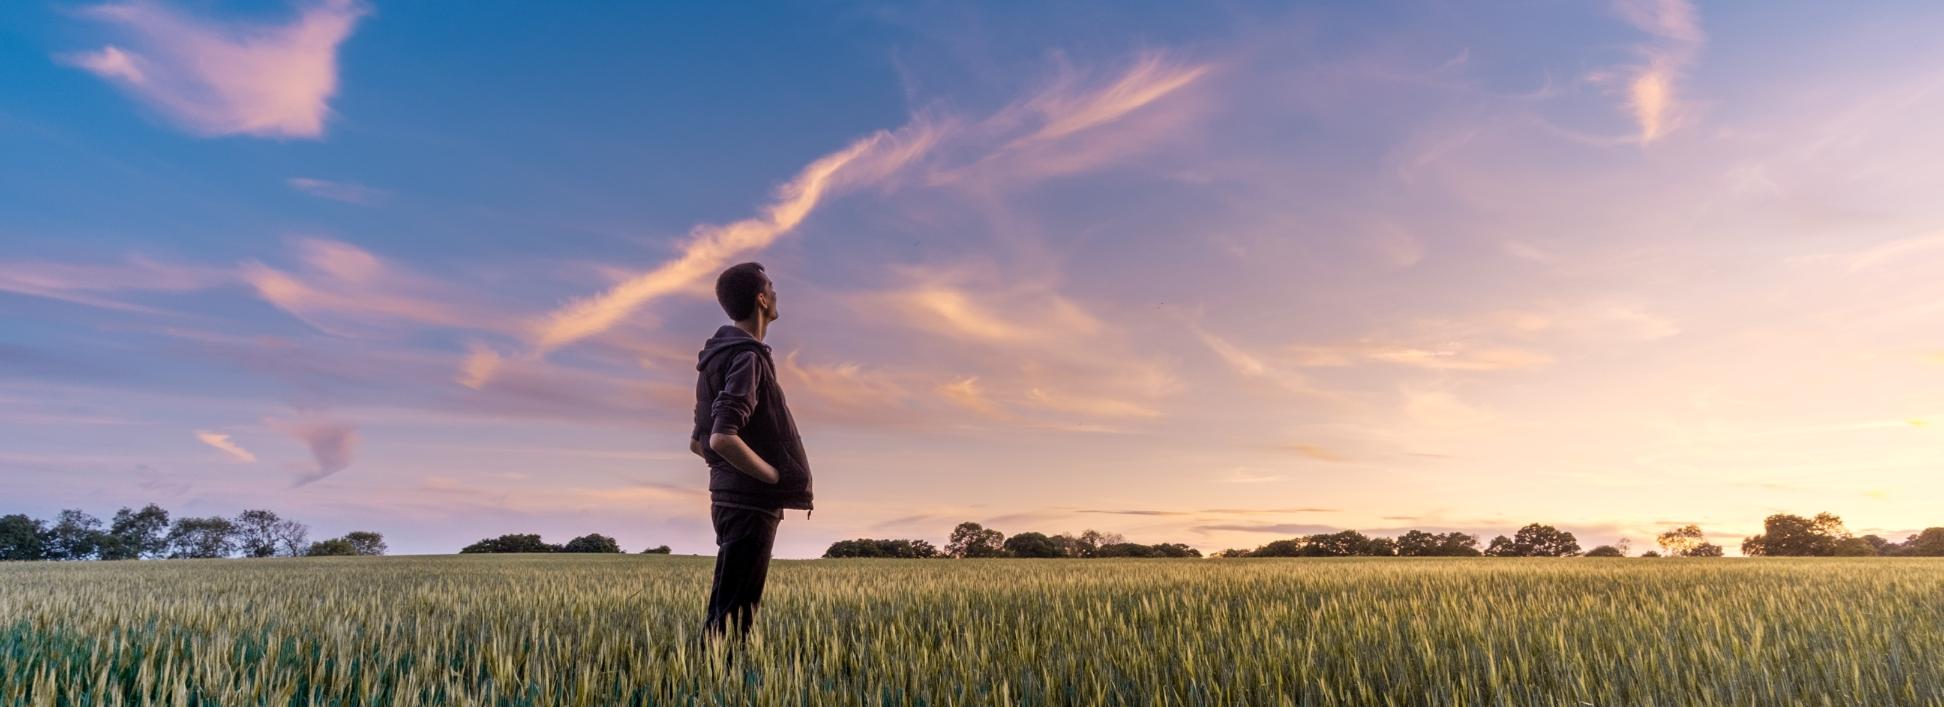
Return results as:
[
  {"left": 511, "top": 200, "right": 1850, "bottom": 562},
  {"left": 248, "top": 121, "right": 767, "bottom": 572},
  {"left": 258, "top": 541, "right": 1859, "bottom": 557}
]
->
[
  {"left": 1743, "top": 512, "right": 1851, "bottom": 556},
  {"left": 639, "top": 545, "right": 673, "bottom": 554},
  {"left": 46, "top": 510, "right": 105, "bottom": 561},
  {"left": 560, "top": 534, "right": 622, "bottom": 553},
  {"left": 103, "top": 505, "right": 170, "bottom": 560},
  {"left": 822, "top": 538, "right": 941, "bottom": 558},
  {"left": 460, "top": 534, "right": 558, "bottom": 554},
  {"left": 305, "top": 538, "right": 358, "bottom": 556},
  {"left": 1001, "top": 531, "right": 1065, "bottom": 558},
  {"left": 0, "top": 515, "right": 50, "bottom": 561},
  {"left": 165, "top": 516, "right": 237, "bottom": 559},
  {"left": 342, "top": 531, "right": 387, "bottom": 556},
  {"left": 945, "top": 522, "right": 1005, "bottom": 558},
  {"left": 1396, "top": 531, "right": 1482, "bottom": 557}
]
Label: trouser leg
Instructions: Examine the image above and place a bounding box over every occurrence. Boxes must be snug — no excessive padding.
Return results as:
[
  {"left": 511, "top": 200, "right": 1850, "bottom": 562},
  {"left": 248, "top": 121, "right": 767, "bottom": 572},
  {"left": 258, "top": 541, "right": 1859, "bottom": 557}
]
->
[{"left": 703, "top": 505, "right": 780, "bottom": 641}]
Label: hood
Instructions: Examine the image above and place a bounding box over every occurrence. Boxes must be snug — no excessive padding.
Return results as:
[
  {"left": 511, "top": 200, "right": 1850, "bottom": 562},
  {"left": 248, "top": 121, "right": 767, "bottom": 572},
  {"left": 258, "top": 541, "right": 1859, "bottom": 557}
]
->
[{"left": 697, "top": 325, "right": 771, "bottom": 371}]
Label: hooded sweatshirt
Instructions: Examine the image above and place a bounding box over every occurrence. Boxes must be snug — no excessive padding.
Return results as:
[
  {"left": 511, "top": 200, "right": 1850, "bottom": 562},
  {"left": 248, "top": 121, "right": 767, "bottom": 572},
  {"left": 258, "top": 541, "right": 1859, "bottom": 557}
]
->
[{"left": 693, "top": 325, "right": 814, "bottom": 512}]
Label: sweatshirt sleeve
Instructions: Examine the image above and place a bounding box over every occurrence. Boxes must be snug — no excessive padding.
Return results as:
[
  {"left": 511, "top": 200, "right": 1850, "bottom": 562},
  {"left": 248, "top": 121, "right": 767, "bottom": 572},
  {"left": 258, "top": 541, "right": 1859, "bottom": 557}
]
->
[{"left": 710, "top": 350, "right": 764, "bottom": 436}]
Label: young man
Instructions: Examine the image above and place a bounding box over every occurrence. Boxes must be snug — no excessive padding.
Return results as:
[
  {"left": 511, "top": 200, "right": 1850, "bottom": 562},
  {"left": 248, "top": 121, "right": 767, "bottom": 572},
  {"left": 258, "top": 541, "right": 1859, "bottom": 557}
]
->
[{"left": 690, "top": 261, "right": 814, "bottom": 643}]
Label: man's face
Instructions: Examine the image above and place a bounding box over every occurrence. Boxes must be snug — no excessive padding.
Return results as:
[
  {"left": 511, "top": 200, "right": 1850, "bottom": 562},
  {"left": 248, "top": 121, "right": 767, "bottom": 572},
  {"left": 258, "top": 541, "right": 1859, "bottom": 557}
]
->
[{"left": 761, "top": 279, "right": 779, "bottom": 322}]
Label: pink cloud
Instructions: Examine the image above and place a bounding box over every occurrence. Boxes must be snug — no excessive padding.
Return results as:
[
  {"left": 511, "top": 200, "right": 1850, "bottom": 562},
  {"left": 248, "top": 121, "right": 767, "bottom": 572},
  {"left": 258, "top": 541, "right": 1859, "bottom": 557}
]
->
[
  {"left": 266, "top": 412, "right": 358, "bottom": 486},
  {"left": 61, "top": 0, "right": 369, "bottom": 139}
]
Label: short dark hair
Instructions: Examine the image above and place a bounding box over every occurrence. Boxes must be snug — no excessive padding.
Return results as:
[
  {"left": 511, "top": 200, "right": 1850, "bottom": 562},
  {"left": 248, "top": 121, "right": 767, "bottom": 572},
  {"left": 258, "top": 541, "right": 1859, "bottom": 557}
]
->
[{"left": 715, "top": 262, "right": 769, "bottom": 321}]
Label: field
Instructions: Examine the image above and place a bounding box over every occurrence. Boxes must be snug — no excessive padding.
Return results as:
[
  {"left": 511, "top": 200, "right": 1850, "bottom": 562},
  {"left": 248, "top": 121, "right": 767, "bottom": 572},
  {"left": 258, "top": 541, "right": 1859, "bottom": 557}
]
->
[{"left": 3, "top": 556, "right": 1941, "bottom": 706}]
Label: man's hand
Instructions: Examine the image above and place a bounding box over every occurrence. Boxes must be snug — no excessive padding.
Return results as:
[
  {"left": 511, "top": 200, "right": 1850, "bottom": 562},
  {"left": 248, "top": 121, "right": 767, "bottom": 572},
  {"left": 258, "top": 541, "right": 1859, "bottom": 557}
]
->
[
  {"left": 708, "top": 433, "right": 780, "bottom": 484},
  {"left": 690, "top": 438, "right": 706, "bottom": 458}
]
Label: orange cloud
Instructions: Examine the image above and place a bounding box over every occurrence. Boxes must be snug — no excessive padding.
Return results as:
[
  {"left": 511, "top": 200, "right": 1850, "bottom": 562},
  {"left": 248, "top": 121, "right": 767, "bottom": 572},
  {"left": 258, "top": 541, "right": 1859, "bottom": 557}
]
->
[
  {"left": 61, "top": 0, "right": 369, "bottom": 138},
  {"left": 1610, "top": 0, "right": 1704, "bottom": 144},
  {"left": 194, "top": 430, "right": 256, "bottom": 463}
]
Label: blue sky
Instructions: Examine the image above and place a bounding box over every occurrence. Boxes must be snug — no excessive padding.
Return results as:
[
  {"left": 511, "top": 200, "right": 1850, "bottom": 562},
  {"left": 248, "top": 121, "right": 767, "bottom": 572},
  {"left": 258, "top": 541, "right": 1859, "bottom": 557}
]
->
[{"left": 6, "top": 0, "right": 1944, "bottom": 557}]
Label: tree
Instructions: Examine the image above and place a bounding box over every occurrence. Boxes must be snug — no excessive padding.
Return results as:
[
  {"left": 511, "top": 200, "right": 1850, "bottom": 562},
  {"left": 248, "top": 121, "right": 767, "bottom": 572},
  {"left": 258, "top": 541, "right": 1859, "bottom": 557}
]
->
[
  {"left": 1656, "top": 525, "right": 1704, "bottom": 557},
  {"left": 1002, "top": 531, "right": 1064, "bottom": 558},
  {"left": 1250, "top": 539, "right": 1307, "bottom": 557},
  {"left": 1904, "top": 528, "right": 1944, "bottom": 557},
  {"left": 945, "top": 522, "right": 1005, "bottom": 558},
  {"left": 1072, "top": 529, "right": 1124, "bottom": 558},
  {"left": 1396, "top": 531, "right": 1482, "bottom": 557},
  {"left": 233, "top": 509, "right": 285, "bottom": 558},
  {"left": 1640, "top": 550, "right": 1662, "bottom": 558},
  {"left": 1687, "top": 542, "right": 1724, "bottom": 557},
  {"left": 561, "top": 534, "right": 623, "bottom": 553},
  {"left": 1096, "top": 542, "right": 1202, "bottom": 558},
  {"left": 273, "top": 519, "right": 311, "bottom": 557},
  {"left": 103, "top": 504, "right": 170, "bottom": 560},
  {"left": 1832, "top": 537, "right": 1877, "bottom": 556},
  {"left": 822, "top": 538, "right": 942, "bottom": 558},
  {"left": 640, "top": 545, "right": 673, "bottom": 554},
  {"left": 1585, "top": 545, "right": 1625, "bottom": 557},
  {"left": 1743, "top": 512, "right": 1849, "bottom": 556},
  {"left": 0, "top": 514, "right": 51, "bottom": 561},
  {"left": 1485, "top": 524, "right": 1580, "bottom": 557},
  {"left": 166, "top": 516, "right": 237, "bottom": 559},
  {"left": 47, "top": 509, "right": 106, "bottom": 561},
  {"left": 306, "top": 538, "right": 357, "bottom": 556},
  {"left": 343, "top": 531, "right": 386, "bottom": 556},
  {"left": 460, "top": 534, "right": 557, "bottom": 553},
  {"left": 1212, "top": 548, "right": 1252, "bottom": 558}
]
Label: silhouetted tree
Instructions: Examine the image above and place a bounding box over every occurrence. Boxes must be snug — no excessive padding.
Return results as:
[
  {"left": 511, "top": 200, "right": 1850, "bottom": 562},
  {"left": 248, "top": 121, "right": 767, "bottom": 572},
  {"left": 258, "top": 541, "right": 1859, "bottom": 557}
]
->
[
  {"left": 1485, "top": 524, "right": 1580, "bottom": 557},
  {"left": 165, "top": 516, "right": 237, "bottom": 559},
  {"left": 1585, "top": 545, "right": 1625, "bottom": 557},
  {"left": 561, "top": 534, "right": 623, "bottom": 553},
  {"left": 46, "top": 509, "right": 105, "bottom": 561},
  {"left": 234, "top": 509, "right": 285, "bottom": 558},
  {"left": 1395, "top": 530, "right": 1482, "bottom": 556},
  {"left": 945, "top": 522, "right": 1006, "bottom": 558},
  {"left": 342, "top": 531, "right": 386, "bottom": 556},
  {"left": 0, "top": 514, "right": 50, "bottom": 561},
  {"left": 1249, "top": 539, "right": 1307, "bottom": 557},
  {"left": 1903, "top": 528, "right": 1944, "bottom": 556},
  {"left": 1742, "top": 512, "right": 1849, "bottom": 556},
  {"left": 640, "top": 545, "right": 673, "bottom": 554},
  {"left": 103, "top": 504, "right": 171, "bottom": 560},
  {"left": 1832, "top": 537, "right": 1877, "bottom": 556},
  {"left": 1003, "top": 531, "right": 1064, "bottom": 558},
  {"left": 1640, "top": 550, "right": 1661, "bottom": 557},
  {"left": 1095, "top": 542, "right": 1202, "bottom": 558},
  {"left": 823, "top": 538, "right": 942, "bottom": 558},
  {"left": 306, "top": 538, "right": 357, "bottom": 556},
  {"left": 461, "top": 533, "right": 558, "bottom": 553}
]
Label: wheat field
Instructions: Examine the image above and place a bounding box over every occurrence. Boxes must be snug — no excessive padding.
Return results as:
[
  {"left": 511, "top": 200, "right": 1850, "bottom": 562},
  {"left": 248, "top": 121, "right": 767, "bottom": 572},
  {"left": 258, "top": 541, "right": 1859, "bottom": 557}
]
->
[{"left": 2, "top": 555, "right": 1940, "bottom": 706}]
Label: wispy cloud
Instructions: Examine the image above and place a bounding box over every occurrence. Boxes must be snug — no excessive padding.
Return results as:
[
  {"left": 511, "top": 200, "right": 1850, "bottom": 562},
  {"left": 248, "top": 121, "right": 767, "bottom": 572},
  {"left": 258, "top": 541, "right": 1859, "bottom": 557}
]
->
[
  {"left": 288, "top": 177, "right": 388, "bottom": 205},
  {"left": 60, "top": 0, "right": 370, "bottom": 138},
  {"left": 266, "top": 412, "right": 357, "bottom": 486},
  {"left": 1608, "top": 0, "right": 1704, "bottom": 144},
  {"left": 0, "top": 256, "right": 227, "bottom": 313},
  {"left": 194, "top": 430, "right": 256, "bottom": 462},
  {"left": 243, "top": 238, "right": 478, "bottom": 336},
  {"left": 520, "top": 122, "right": 942, "bottom": 364}
]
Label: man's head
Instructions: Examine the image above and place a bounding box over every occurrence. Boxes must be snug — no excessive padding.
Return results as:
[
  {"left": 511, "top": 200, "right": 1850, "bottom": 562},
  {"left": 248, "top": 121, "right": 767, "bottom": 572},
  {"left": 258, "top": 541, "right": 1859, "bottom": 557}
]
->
[{"left": 715, "top": 262, "right": 778, "bottom": 324}]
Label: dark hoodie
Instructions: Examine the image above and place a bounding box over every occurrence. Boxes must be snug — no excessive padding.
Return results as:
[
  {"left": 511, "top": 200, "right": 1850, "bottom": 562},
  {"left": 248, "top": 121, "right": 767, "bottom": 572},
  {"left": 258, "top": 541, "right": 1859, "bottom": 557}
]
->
[{"left": 693, "top": 325, "right": 813, "bottom": 512}]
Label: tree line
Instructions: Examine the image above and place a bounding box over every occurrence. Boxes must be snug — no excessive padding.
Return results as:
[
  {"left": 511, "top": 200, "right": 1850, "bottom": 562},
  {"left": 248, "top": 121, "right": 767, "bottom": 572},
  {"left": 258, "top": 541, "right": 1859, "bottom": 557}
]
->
[
  {"left": 459, "top": 533, "right": 672, "bottom": 555},
  {"left": 821, "top": 513, "right": 1944, "bottom": 559},
  {"left": 0, "top": 504, "right": 385, "bottom": 561}
]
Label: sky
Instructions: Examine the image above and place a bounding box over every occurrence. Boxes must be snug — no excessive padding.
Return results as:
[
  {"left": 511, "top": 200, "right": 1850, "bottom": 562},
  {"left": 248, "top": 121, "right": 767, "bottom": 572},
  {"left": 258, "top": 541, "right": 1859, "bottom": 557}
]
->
[{"left": 4, "top": 1, "right": 1943, "bottom": 558}]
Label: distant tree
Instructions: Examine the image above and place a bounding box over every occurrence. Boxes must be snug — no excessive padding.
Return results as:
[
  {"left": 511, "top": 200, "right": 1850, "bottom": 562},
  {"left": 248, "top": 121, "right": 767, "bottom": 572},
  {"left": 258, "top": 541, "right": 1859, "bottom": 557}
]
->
[
  {"left": 1904, "top": 528, "right": 1944, "bottom": 557},
  {"left": 1095, "top": 542, "right": 1202, "bottom": 558},
  {"left": 640, "top": 545, "right": 673, "bottom": 555},
  {"left": 561, "top": 534, "right": 623, "bottom": 553},
  {"left": 0, "top": 514, "right": 51, "bottom": 561},
  {"left": 1212, "top": 548, "right": 1252, "bottom": 558},
  {"left": 823, "top": 538, "right": 942, "bottom": 558},
  {"left": 1003, "top": 531, "right": 1064, "bottom": 558},
  {"left": 1295, "top": 530, "right": 1394, "bottom": 557},
  {"left": 342, "top": 531, "right": 386, "bottom": 556},
  {"left": 103, "top": 504, "right": 171, "bottom": 560},
  {"left": 1743, "top": 513, "right": 1849, "bottom": 556},
  {"left": 271, "top": 519, "right": 311, "bottom": 557},
  {"left": 1640, "top": 550, "right": 1662, "bottom": 558},
  {"left": 233, "top": 509, "right": 285, "bottom": 558},
  {"left": 461, "top": 533, "right": 558, "bottom": 554},
  {"left": 166, "top": 516, "right": 237, "bottom": 559},
  {"left": 1249, "top": 539, "right": 1307, "bottom": 557},
  {"left": 1656, "top": 525, "right": 1704, "bottom": 557},
  {"left": 1832, "top": 537, "right": 1877, "bottom": 556},
  {"left": 1485, "top": 524, "right": 1580, "bottom": 557},
  {"left": 1687, "top": 542, "right": 1724, "bottom": 557},
  {"left": 1069, "top": 529, "right": 1124, "bottom": 558},
  {"left": 306, "top": 538, "right": 357, "bottom": 556},
  {"left": 945, "top": 522, "right": 1006, "bottom": 558},
  {"left": 1585, "top": 545, "right": 1625, "bottom": 557},
  {"left": 1396, "top": 531, "right": 1482, "bottom": 557},
  {"left": 47, "top": 509, "right": 106, "bottom": 561}
]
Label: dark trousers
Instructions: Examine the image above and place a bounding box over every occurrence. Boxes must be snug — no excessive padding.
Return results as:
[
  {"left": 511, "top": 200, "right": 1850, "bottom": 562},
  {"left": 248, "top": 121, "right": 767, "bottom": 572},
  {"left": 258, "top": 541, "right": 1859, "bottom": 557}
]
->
[{"left": 703, "top": 503, "right": 781, "bottom": 641}]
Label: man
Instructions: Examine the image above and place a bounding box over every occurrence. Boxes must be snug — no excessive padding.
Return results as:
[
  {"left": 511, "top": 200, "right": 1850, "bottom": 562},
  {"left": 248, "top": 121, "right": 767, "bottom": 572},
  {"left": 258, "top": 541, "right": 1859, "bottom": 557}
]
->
[{"left": 690, "top": 261, "right": 814, "bottom": 643}]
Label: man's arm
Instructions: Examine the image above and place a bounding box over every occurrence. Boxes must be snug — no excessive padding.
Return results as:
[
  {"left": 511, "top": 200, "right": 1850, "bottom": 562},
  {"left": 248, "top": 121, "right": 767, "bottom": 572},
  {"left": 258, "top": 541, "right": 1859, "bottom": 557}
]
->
[
  {"left": 707, "top": 350, "right": 780, "bottom": 485},
  {"left": 690, "top": 438, "right": 706, "bottom": 458}
]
